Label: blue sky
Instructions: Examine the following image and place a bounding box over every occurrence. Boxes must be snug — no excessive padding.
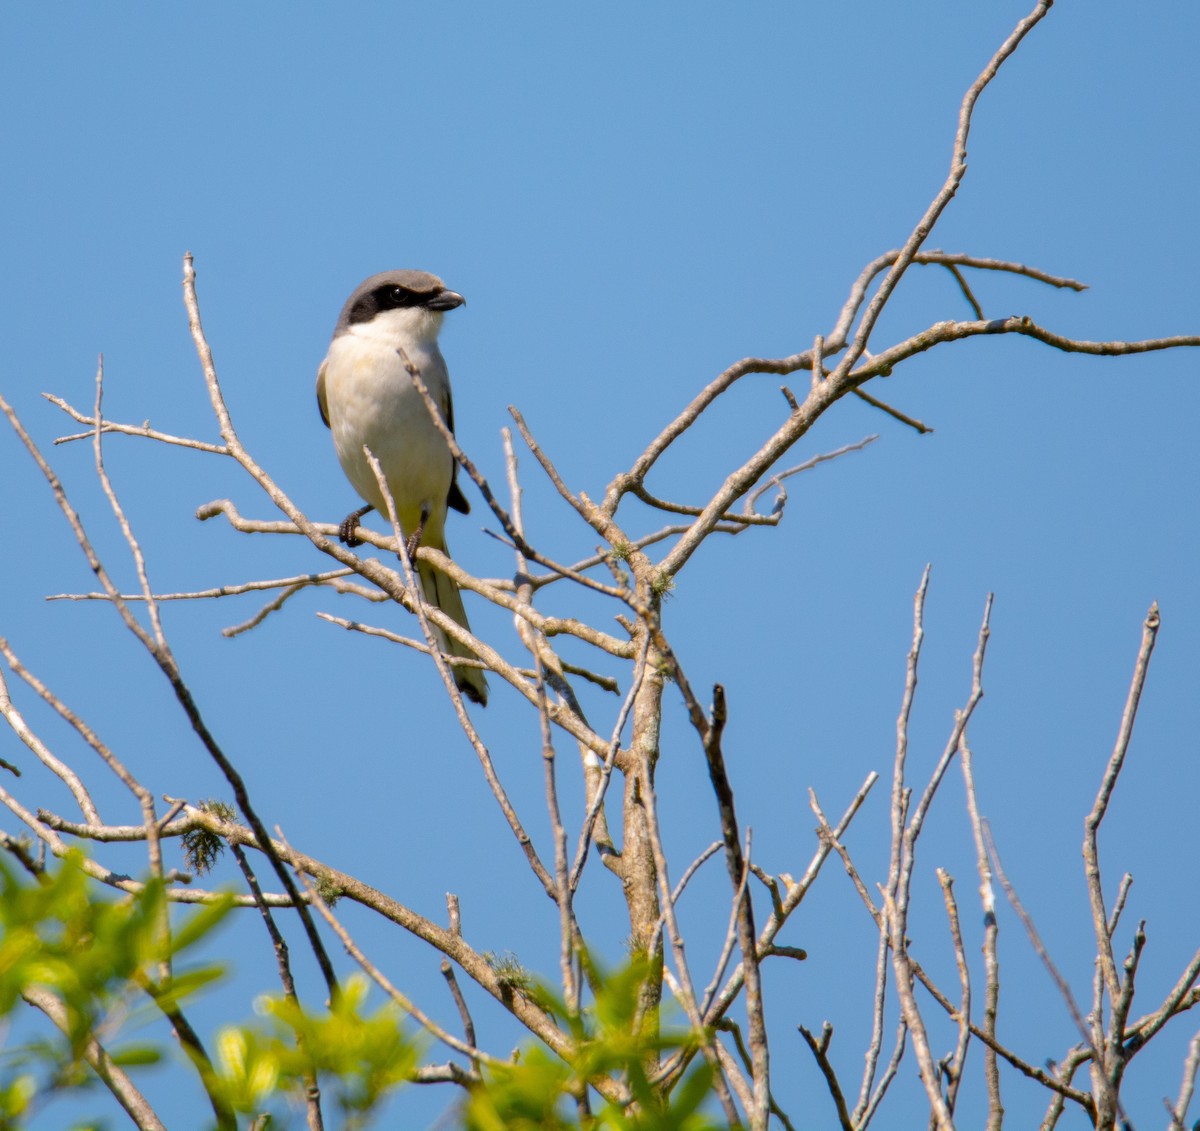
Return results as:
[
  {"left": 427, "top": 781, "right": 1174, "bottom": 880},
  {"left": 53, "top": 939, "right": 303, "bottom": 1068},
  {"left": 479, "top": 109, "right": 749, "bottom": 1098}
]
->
[{"left": 1, "top": 3, "right": 1198, "bottom": 1127}]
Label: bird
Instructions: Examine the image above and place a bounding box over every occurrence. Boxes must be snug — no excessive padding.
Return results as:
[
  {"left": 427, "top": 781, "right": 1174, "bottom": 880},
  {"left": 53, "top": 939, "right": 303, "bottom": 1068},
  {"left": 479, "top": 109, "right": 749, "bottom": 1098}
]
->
[{"left": 316, "top": 270, "right": 489, "bottom": 706}]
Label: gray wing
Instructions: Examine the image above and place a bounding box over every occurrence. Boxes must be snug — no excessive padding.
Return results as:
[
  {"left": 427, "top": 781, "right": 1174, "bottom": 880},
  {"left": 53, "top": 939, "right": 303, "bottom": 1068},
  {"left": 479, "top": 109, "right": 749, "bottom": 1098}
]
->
[
  {"left": 316, "top": 360, "right": 330, "bottom": 428},
  {"left": 445, "top": 384, "right": 470, "bottom": 515}
]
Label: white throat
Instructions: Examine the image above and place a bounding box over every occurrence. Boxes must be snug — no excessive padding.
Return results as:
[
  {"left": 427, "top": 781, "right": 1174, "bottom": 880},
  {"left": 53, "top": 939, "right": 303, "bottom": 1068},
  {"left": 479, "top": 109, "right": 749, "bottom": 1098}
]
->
[{"left": 349, "top": 306, "right": 445, "bottom": 349}]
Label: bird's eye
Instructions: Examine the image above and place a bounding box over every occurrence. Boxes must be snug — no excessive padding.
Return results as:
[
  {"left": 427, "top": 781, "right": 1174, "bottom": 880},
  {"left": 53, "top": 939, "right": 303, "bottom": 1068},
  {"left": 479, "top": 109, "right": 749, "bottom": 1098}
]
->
[{"left": 389, "top": 286, "right": 411, "bottom": 305}]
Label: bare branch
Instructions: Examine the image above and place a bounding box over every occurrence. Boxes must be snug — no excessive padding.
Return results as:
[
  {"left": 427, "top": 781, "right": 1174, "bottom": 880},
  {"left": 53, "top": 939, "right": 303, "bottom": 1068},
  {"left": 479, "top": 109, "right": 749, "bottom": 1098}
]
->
[
  {"left": 829, "top": 0, "right": 1056, "bottom": 384},
  {"left": 365, "top": 448, "right": 557, "bottom": 902},
  {"left": 91, "top": 357, "right": 167, "bottom": 650},
  {"left": 22, "top": 986, "right": 169, "bottom": 1131},
  {"left": 983, "top": 822, "right": 1106, "bottom": 1083},
  {"left": 440, "top": 960, "right": 479, "bottom": 1068},
  {"left": 859, "top": 1022, "right": 908, "bottom": 1131},
  {"left": 533, "top": 651, "right": 580, "bottom": 1015},
  {"left": 960, "top": 735, "right": 1002, "bottom": 1128},
  {"left": 705, "top": 770, "right": 878, "bottom": 1035},
  {"left": 698, "top": 828, "right": 754, "bottom": 1023},
  {"left": 1123, "top": 950, "right": 1200, "bottom": 1056},
  {"left": 1084, "top": 603, "right": 1160, "bottom": 1006},
  {"left": 812, "top": 791, "right": 879, "bottom": 924},
  {"left": 177, "top": 807, "right": 577, "bottom": 1064},
  {"left": 904, "top": 593, "right": 992, "bottom": 858},
  {"left": 1107, "top": 873, "right": 1133, "bottom": 939},
  {"left": 829, "top": 250, "right": 1087, "bottom": 348},
  {"left": 913, "top": 957, "right": 1094, "bottom": 1112},
  {"left": 0, "top": 652, "right": 101, "bottom": 825},
  {"left": 4, "top": 352, "right": 343, "bottom": 999},
  {"left": 1166, "top": 1031, "right": 1200, "bottom": 1131},
  {"left": 277, "top": 827, "right": 497, "bottom": 1075},
  {"left": 700, "top": 684, "right": 769, "bottom": 1127},
  {"left": 943, "top": 263, "right": 984, "bottom": 320},
  {"left": 633, "top": 726, "right": 745, "bottom": 1126},
  {"left": 604, "top": 347, "right": 810, "bottom": 521},
  {"left": 854, "top": 922, "right": 891, "bottom": 1124},
  {"left": 882, "top": 884, "right": 955, "bottom": 1131},
  {"left": 798, "top": 1023, "right": 853, "bottom": 1131},
  {"left": 569, "top": 634, "right": 651, "bottom": 891},
  {"left": 850, "top": 388, "right": 932, "bottom": 434},
  {"left": 628, "top": 481, "right": 780, "bottom": 525},
  {"left": 396, "top": 362, "right": 636, "bottom": 607},
  {"left": 851, "top": 316, "right": 1200, "bottom": 387},
  {"left": 882, "top": 567, "right": 954, "bottom": 1129},
  {"left": 937, "top": 869, "right": 971, "bottom": 1115},
  {"left": 741, "top": 435, "right": 879, "bottom": 515},
  {"left": 48, "top": 568, "right": 355, "bottom": 604},
  {"left": 44, "top": 391, "right": 229, "bottom": 454}
]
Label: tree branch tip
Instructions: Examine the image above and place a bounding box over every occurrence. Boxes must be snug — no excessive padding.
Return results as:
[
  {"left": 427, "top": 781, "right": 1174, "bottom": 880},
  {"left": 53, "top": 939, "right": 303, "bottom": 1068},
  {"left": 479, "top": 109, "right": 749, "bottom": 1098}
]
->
[
  {"left": 767, "top": 945, "right": 807, "bottom": 962},
  {"left": 481, "top": 526, "right": 516, "bottom": 550}
]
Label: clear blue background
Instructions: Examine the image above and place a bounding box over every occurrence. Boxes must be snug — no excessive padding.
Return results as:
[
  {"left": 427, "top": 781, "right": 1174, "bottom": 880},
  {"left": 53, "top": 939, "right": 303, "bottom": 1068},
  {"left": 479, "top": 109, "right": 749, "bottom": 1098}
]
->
[{"left": 1, "top": 3, "right": 1197, "bottom": 1127}]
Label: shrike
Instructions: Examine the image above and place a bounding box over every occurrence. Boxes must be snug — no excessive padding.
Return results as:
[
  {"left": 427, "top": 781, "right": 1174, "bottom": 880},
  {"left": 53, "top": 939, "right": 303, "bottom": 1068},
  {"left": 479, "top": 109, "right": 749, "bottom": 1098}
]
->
[{"left": 316, "top": 270, "right": 489, "bottom": 706}]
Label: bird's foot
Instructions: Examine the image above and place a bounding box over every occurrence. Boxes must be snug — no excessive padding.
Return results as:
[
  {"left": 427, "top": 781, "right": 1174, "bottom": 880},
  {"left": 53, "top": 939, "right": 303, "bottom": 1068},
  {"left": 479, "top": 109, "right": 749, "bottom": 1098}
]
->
[
  {"left": 338, "top": 504, "right": 374, "bottom": 547},
  {"left": 403, "top": 504, "right": 430, "bottom": 563}
]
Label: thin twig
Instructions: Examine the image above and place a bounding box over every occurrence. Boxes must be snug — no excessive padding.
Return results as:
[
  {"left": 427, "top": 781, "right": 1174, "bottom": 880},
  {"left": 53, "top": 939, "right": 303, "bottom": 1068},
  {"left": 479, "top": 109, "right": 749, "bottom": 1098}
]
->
[
  {"left": 829, "top": 0, "right": 1056, "bottom": 385},
  {"left": 944, "top": 263, "right": 984, "bottom": 318},
  {"left": 363, "top": 448, "right": 557, "bottom": 901},
  {"left": 22, "top": 986, "right": 169, "bottom": 1131},
  {"left": 48, "top": 568, "right": 356, "bottom": 604},
  {"left": 646, "top": 843, "right": 725, "bottom": 980},
  {"left": 1083, "top": 603, "right": 1160, "bottom": 1006},
  {"left": 13, "top": 341, "right": 343, "bottom": 1001},
  {"left": 634, "top": 737, "right": 745, "bottom": 1127},
  {"left": 699, "top": 828, "right": 755, "bottom": 1022},
  {"left": 883, "top": 566, "right": 953, "bottom": 1129},
  {"left": 937, "top": 869, "right": 971, "bottom": 1115},
  {"left": 440, "top": 960, "right": 478, "bottom": 1068},
  {"left": 534, "top": 650, "right": 579, "bottom": 1016},
  {"left": 983, "top": 822, "right": 1105, "bottom": 1073},
  {"left": 960, "top": 734, "right": 1002, "bottom": 1129},
  {"left": 704, "top": 770, "right": 878, "bottom": 1029},
  {"left": 829, "top": 250, "right": 1087, "bottom": 348},
  {"left": 275, "top": 828, "right": 495, "bottom": 1073},
  {"left": 854, "top": 918, "right": 892, "bottom": 1124},
  {"left": 798, "top": 1023, "right": 853, "bottom": 1131},
  {"left": 741, "top": 435, "right": 879, "bottom": 513},
  {"left": 1166, "top": 1031, "right": 1200, "bottom": 1130},
  {"left": 229, "top": 843, "right": 324, "bottom": 1130},
  {"left": 859, "top": 1022, "right": 908, "bottom": 1131},
  {"left": 569, "top": 635, "right": 651, "bottom": 890},
  {"left": 0, "top": 654, "right": 101, "bottom": 825},
  {"left": 44, "top": 391, "right": 229, "bottom": 454},
  {"left": 850, "top": 388, "right": 933, "bottom": 434}
]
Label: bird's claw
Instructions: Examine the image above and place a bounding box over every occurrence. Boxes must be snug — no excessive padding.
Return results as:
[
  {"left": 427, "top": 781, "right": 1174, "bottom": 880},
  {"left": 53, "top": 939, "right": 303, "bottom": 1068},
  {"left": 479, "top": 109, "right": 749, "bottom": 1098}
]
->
[{"left": 338, "top": 505, "right": 373, "bottom": 547}]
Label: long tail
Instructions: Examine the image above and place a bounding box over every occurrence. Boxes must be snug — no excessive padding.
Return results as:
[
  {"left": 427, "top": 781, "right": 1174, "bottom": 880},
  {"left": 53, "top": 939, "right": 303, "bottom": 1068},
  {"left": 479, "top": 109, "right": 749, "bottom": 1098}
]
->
[{"left": 417, "top": 554, "right": 489, "bottom": 707}]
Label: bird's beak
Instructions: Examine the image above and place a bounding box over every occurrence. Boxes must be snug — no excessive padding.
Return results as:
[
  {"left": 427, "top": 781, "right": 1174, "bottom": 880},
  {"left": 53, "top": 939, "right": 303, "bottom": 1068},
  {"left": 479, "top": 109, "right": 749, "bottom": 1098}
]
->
[{"left": 427, "top": 289, "right": 466, "bottom": 311}]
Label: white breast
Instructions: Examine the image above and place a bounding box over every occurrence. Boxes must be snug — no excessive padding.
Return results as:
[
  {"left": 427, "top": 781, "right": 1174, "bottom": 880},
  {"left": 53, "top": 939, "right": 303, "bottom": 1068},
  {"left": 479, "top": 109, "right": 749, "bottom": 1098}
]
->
[{"left": 321, "top": 327, "right": 454, "bottom": 539}]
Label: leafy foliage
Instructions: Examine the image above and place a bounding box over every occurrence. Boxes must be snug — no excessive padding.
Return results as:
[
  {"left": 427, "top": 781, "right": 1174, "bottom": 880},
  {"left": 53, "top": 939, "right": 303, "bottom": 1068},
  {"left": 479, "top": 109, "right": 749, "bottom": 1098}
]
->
[
  {"left": 0, "top": 856, "right": 732, "bottom": 1128},
  {"left": 465, "top": 953, "right": 723, "bottom": 1131},
  {"left": 0, "top": 852, "right": 230, "bottom": 1126},
  {"left": 212, "top": 974, "right": 422, "bottom": 1127}
]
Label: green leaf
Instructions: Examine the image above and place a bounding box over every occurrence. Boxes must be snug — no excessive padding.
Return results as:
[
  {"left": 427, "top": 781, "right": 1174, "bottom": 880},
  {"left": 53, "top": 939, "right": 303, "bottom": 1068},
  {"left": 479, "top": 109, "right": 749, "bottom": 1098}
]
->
[
  {"left": 168, "top": 892, "right": 235, "bottom": 955},
  {"left": 109, "top": 1044, "right": 163, "bottom": 1068}
]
